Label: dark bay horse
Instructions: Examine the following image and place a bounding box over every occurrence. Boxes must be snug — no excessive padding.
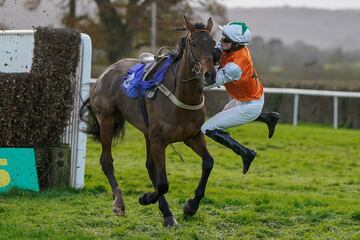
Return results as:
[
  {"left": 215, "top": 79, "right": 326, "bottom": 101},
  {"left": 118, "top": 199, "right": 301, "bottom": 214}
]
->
[{"left": 80, "top": 17, "right": 216, "bottom": 226}]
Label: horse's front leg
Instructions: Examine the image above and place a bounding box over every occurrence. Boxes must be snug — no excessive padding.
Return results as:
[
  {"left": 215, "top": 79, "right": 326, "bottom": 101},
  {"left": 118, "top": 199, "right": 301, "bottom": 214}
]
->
[
  {"left": 138, "top": 140, "right": 168, "bottom": 206},
  {"left": 143, "top": 135, "right": 176, "bottom": 227},
  {"left": 183, "top": 132, "right": 214, "bottom": 216}
]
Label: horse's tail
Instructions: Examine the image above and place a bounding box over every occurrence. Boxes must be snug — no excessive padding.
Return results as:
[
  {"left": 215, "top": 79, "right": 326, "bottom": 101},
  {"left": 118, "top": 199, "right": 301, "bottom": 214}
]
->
[
  {"left": 79, "top": 97, "right": 125, "bottom": 142},
  {"left": 79, "top": 97, "right": 100, "bottom": 141},
  {"left": 112, "top": 110, "right": 126, "bottom": 143}
]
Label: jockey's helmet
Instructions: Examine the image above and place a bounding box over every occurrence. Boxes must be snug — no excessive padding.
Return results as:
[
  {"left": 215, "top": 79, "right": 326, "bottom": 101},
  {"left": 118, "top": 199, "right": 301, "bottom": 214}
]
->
[{"left": 219, "top": 21, "right": 251, "bottom": 45}]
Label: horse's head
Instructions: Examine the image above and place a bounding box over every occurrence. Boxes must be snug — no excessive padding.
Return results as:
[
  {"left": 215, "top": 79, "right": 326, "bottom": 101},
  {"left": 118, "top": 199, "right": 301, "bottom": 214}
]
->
[{"left": 183, "top": 16, "right": 216, "bottom": 86}]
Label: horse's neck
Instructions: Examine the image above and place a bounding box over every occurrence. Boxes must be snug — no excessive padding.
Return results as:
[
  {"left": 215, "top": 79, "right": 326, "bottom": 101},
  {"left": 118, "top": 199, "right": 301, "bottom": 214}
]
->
[{"left": 173, "top": 52, "right": 202, "bottom": 104}]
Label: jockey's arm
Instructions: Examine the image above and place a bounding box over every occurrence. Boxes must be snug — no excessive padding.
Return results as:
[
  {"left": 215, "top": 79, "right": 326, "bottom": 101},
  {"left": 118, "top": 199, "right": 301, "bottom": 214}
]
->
[{"left": 204, "top": 62, "right": 242, "bottom": 90}]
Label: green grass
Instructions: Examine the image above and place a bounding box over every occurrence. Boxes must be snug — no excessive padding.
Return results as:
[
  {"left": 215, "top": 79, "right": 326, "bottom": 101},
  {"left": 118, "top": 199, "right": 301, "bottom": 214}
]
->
[{"left": 1, "top": 123, "right": 360, "bottom": 239}]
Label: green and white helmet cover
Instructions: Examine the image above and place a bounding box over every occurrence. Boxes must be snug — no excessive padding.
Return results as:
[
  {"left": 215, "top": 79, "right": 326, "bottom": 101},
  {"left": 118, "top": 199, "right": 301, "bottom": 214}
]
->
[{"left": 219, "top": 21, "right": 251, "bottom": 45}]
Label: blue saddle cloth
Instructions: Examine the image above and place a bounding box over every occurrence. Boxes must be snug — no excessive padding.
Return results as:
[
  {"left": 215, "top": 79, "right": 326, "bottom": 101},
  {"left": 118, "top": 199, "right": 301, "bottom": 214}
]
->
[{"left": 122, "top": 54, "right": 174, "bottom": 98}]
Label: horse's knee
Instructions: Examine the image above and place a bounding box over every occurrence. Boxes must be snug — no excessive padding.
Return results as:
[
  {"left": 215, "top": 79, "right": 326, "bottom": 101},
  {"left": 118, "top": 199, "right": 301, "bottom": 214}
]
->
[
  {"left": 100, "top": 156, "right": 114, "bottom": 172},
  {"left": 101, "top": 164, "right": 114, "bottom": 174},
  {"left": 202, "top": 154, "right": 214, "bottom": 170},
  {"left": 145, "top": 159, "right": 154, "bottom": 171}
]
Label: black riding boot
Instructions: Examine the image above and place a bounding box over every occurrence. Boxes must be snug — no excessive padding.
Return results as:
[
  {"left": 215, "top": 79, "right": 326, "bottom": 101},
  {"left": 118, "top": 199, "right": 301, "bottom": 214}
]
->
[
  {"left": 255, "top": 112, "right": 279, "bottom": 139},
  {"left": 205, "top": 129, "right": 256, "bottom": 174}
]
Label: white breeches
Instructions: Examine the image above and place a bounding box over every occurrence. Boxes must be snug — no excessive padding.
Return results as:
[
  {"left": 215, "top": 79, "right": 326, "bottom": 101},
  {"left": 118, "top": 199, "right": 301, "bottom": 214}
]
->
[{"left": 201, "top": 94, "right": 264, "bottom": 133}]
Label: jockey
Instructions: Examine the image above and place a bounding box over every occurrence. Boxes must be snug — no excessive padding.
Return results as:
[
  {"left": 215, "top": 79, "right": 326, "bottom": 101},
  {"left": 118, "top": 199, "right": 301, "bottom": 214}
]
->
[{"left": 202, "top": 21, "right": 279, "bottom": 174}]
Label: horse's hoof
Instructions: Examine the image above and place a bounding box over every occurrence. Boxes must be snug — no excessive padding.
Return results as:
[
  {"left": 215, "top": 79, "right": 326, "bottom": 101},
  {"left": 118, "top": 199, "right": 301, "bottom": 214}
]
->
[
  {"left": 112, "top": 187, "right": 126, "bottom": 215},
  {"left": 163, "top": 216, "right": 177, "bottom": 227},
  {"left": 138, "top": 195, "right": 147, "bottom": 205},
  {"left": 138, "top": 193, "right": 150, "bottom": 206},
  {"left": 113, "top": 205, "right": 125, "bottom": 216},
  {"left": 139, "top": 192, "right": 158, "bottom": 205},
  {"left": 183, "top": 199, "right": 198, "bottom": 217}
]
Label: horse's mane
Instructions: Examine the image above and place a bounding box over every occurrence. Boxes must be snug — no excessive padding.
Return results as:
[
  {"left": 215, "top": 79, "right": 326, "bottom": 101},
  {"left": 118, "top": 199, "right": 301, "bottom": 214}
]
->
[
  {"left": 174, "top": 22, "right": 208, "bottom": 59},
  {"left": 193, "top": 22, "right": 206, "bottom": 30}
]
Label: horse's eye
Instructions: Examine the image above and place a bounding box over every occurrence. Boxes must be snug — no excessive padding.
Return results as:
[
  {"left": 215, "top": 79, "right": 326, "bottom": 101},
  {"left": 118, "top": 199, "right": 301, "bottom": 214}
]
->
[{"left": 190, "top": 42, "right": 197, "bottom": 47}]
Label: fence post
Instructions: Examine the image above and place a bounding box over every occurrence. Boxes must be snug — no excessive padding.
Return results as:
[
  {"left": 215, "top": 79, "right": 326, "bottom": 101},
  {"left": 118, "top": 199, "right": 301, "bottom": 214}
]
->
[
  {"left": 293, "top": 94, "right": 299, "bottom": 126},
  {"left": 333, "top": 96, "right": 338, "bottom": 129}
]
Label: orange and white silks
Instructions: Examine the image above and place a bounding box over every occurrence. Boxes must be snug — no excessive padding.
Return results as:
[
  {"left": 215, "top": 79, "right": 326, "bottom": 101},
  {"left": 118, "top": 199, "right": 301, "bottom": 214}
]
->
[
  {"left": 201, "top": 46, "right": 264, "bottom": 133},
  {"left": 220, "top": 47, "right": 264, "bottom": 102}
]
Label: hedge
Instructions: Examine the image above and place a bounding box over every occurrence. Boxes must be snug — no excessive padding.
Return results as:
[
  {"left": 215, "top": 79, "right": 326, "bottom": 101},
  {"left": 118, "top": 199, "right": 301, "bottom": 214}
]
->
[{"left": 0, "top": 27, "right": 80, "bottom": 147}]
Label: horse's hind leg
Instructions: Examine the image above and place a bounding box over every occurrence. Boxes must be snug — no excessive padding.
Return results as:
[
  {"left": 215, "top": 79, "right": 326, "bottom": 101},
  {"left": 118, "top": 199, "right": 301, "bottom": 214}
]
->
[
  {"left": 99, "top": 115, "right": 125, "bottom": 216},
  {"left": 183, "top": 132, "right": 214, "bottom": 216},
  {"left": 143, "top": 135, "right": 177, "bottom": 226}
]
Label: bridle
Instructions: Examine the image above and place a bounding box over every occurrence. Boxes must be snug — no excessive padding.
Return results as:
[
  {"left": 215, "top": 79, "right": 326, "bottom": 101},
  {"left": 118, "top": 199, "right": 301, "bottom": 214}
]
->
[
  {"left": 156, "top": 28, "right": 214, "bottom": 111},
  {"left": 181, "top": 29, "right": 213, "bottom": 84}
]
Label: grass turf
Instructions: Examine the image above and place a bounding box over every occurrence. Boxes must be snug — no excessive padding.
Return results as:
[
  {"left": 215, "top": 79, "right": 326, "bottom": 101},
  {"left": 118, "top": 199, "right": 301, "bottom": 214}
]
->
[{"left": 1, "top": 123, "right": 360, "bottom": 239}]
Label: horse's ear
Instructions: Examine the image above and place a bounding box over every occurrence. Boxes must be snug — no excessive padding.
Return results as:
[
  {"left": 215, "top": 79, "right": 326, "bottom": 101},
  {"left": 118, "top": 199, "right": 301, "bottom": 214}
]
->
[
  {"left": 206, "top": 17, "right": 213, "bottom": 32},
  {"left": 183, "top": 15, "right": 194, "bottom": 32}
]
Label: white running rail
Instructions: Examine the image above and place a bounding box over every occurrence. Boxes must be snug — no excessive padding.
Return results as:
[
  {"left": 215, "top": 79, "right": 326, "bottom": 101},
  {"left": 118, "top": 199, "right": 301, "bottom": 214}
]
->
[{"left": 207, "top": 86, "right": 360, "bottom": 128}]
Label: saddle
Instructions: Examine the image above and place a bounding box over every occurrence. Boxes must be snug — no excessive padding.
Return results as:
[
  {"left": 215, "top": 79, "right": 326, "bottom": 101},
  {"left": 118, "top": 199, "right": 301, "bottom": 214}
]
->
[
  {"left": 139, "top": 52, "right": 169, "bottom": 81},
  {"left": 138, "top": 52, "right": 173, "bottom": 99}
]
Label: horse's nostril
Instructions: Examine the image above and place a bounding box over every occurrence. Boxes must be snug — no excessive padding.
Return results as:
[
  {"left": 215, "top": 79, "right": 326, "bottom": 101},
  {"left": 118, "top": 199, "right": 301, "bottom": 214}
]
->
[
  {"left": 204, "top": 71, "right": 212, "bottom": 80},
  {"left": 204, "top": 70, "right": 216, "bottom": 85}
]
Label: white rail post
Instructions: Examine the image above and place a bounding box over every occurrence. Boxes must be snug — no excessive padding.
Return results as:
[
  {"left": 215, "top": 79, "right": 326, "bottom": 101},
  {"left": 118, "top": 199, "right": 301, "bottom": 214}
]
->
[
  {"left": 293, "top": 94, "right": 299, "bottom": 126},
  {"left": 333, "top": 96, "right": 338, "bottom": 129}
]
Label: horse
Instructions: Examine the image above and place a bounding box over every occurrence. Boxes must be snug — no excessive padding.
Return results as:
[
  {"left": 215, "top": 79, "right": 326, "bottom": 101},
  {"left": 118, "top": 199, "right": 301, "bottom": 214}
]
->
[{"left": 80, "top": 16, "right": 216, "bottom": 227}]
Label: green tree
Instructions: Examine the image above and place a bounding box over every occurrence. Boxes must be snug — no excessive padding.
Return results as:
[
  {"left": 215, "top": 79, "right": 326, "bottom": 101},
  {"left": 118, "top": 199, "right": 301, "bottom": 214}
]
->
[
  {"left": 94, "top": 0, "right": 132, "bottom": 62},
  {"left": 2, "top": 0, "right": 226, "bottom": 64},
  {"left": 61, "top": 0, "right": 227, "bottom": 63}
]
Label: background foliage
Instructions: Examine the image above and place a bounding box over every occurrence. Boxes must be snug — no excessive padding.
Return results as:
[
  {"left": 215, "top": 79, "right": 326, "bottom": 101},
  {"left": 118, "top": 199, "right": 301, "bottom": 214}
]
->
[
  {"left": 4, "top": 1, "right": 359, "bottom": 90},
  {"left": 62, "top": 0, "right": 227, "bottom": 64},
  {"left": 249, "top": 37, "right": 360, "bottom": 90}
]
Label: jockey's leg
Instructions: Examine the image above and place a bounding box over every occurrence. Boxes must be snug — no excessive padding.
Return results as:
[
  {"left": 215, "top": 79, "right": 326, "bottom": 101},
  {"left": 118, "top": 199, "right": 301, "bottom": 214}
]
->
[
  {"left": 255, "top": 112, "right": 279, "bottom": 139},
  {"left": 201, "top": 96, "right": 263, "bottom": 174},
  {"left": 205, "top": 129, "right": 255, "bottom": 174}
]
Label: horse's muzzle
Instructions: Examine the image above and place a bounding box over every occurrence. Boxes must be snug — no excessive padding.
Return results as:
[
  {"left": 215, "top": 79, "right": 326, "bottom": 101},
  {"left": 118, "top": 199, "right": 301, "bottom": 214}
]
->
[
  {"left": 198, "top": 56, "right": 216, "bottom": 86},
  {"left": 203, "top": 68, "right": 216, "bottom": 86}
]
